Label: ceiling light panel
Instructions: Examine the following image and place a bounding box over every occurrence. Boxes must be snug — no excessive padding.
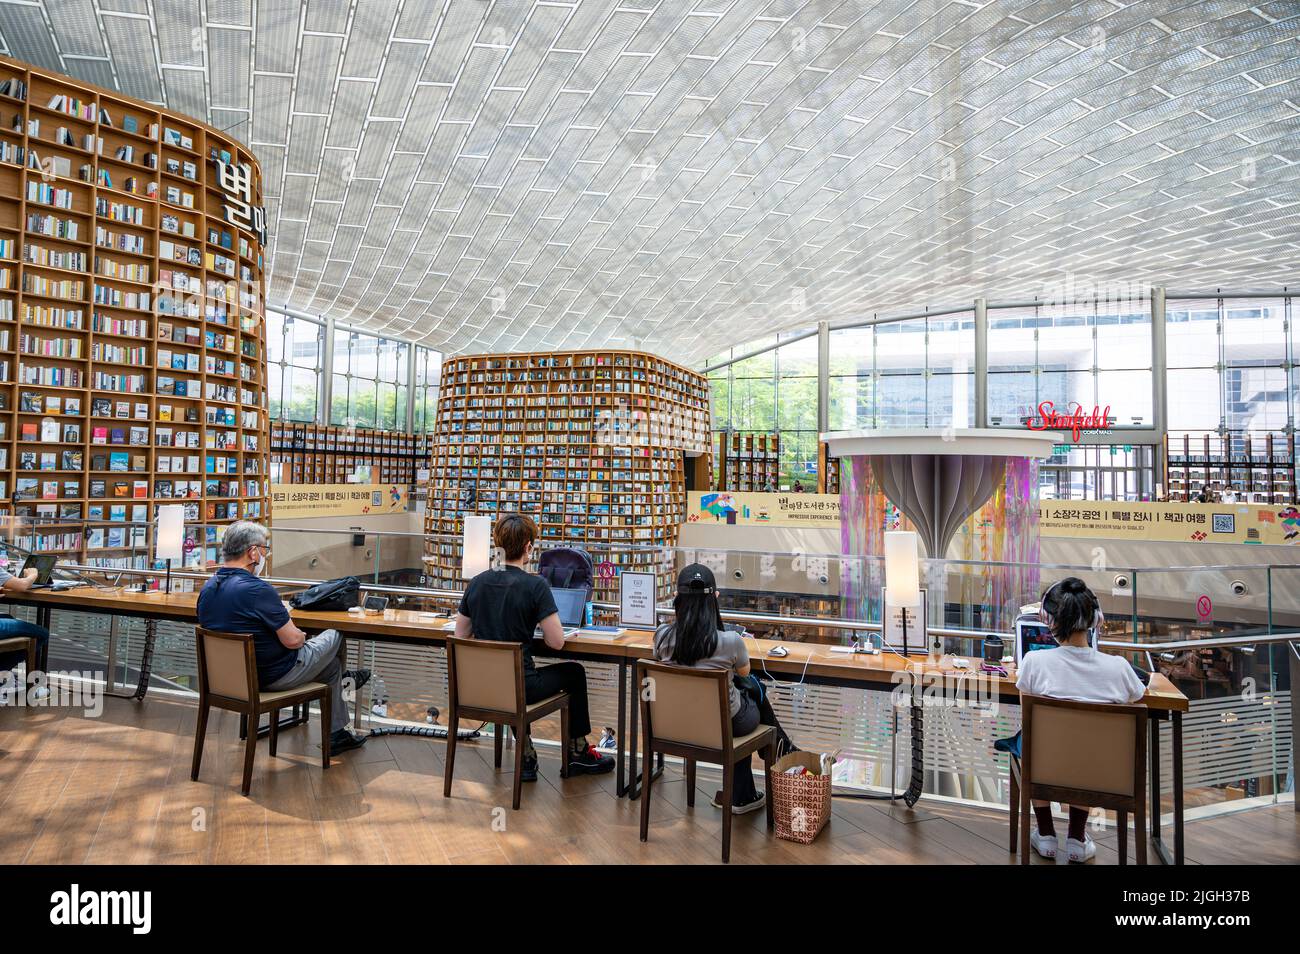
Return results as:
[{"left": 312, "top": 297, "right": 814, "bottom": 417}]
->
[{"left": 0, "top": 0, "right": 1295, "bottom": 364}]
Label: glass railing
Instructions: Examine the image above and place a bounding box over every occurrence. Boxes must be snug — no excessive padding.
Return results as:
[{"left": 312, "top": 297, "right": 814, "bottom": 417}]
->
[{"left": 2, "top": 527, "right": 1293, "bottom": 818}]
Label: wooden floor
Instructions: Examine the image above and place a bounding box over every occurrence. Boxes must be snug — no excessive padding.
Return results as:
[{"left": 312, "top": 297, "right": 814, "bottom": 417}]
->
[{"left": 1, "top": 696, "right": 1296, "bottom": 865}]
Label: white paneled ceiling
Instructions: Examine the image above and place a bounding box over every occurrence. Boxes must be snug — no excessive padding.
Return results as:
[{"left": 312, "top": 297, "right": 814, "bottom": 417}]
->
[{"left": 2, "top": 0, "right": 1299, "bottom": 364}]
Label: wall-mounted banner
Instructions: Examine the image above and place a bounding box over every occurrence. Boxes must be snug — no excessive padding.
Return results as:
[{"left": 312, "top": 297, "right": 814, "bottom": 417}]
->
[
  {"left": 1038, "top": 500, "right": 1300, "bottom": 546},
  {"left": 270, "top": 484, "right": 409, "bottom": 520},
  {"left": 689, "top": 491, "right": 843, "bottom": 527}
]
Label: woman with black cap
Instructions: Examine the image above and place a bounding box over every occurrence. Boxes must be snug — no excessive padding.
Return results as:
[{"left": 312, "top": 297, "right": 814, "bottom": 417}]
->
[{"left": 653, "top": 563, "right": 798, "bottom": 815}]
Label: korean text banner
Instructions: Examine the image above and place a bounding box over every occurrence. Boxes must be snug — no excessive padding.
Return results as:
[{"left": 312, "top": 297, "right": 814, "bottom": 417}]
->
[
  {"left": 270, "top": 484, "right": 409, "bottom": 520},
  {"left": 689, "top": 491, "right": 843, "bottom": 527}
]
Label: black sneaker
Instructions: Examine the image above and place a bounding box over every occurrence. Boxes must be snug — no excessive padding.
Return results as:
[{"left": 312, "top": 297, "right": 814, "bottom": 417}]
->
[
  {"left": 521, "top": 755, "right": 538, "bottom": 783},
  {"left": 328, "top": 729, "right": 368, "bottom": 754},
  {"left": 709, "top": 790, "right": 767, "bottom": 815},
  {"left": 343, "top": 669, "right": 372, "bottom": 692},
  {"left": 567, "top": 744, "right": 614, "bottom": 775}
]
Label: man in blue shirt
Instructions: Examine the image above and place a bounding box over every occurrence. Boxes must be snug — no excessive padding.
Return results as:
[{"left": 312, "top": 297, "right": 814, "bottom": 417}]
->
[{"left": 197, "top": 521, "right": 367, "bottom": 754}]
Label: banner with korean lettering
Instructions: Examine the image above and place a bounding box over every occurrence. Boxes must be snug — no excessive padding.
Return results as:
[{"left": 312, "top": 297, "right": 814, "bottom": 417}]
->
[
  {"left": 270, "top": 484, "right": 409, "bottom": 520},
  {"left": 689, "top": 491, "right": 843, "bottom": 527},
  {"left": 1038, "top": 500, "right": 1300, "bottom": 546}
]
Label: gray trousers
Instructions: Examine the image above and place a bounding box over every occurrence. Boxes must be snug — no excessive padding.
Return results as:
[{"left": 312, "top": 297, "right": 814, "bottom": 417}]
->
[{"left": 265, "top": 629, "right": 347, "bottom": 734}]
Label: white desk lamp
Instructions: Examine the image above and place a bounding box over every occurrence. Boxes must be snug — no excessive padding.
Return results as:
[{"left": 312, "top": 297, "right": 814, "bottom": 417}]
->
[
  {"left": 884, "top": 530, "right": 921, "bottom": 656},
  {"left": 156, "top": 504, "right": 185, "bottom": 594}
]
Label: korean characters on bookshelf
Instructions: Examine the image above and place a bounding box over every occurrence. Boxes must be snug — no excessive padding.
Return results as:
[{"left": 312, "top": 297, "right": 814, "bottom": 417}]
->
[{"left": 0, "top": 55, "right": 270, "bottom": 564}]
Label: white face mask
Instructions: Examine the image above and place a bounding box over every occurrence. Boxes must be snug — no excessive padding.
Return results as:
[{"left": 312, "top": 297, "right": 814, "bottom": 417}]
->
[{"left": 250, "top": 547, "right": 267, "bottom": 576}]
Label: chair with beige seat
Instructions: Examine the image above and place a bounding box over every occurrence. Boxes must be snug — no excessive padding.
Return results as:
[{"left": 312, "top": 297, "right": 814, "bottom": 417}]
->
[
  {"left": 636, "top": 660, "right": 776, "bottom": 863},
  {"left": 1010, "top": 692, "right": 1148, "bottom": 864},
  {"left": 442, "top": 635, "right": 569, "bottom": 810},
  {"left": 191, "top": 626, "right": 332, "bottom": 796},
  {"left": 0, "top": 635, "right": 37, "bottom": 696}
]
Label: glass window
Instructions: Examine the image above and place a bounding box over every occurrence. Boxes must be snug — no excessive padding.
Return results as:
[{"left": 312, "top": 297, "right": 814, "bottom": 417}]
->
[
  {"left": 988, "top": 306, "right": 1039, "bottom": 425},
  {"left": 266, "top": 310, "right": 322, "bottom": 423},
  {"left": 1167, "top": 368, "right": 1221, "bottom": 434},
  {"left": 413, "top": 347, "right": 442, "bottom": 432},
  {"left": 329, "top": 328, "right": 410, "bottom": 430},
  {"left": 1166, "top": 299, "right": 1220, "bottom": 369}
]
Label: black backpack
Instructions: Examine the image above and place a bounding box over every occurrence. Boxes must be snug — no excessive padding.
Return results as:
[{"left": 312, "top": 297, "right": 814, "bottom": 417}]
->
[
  {"left": 288, "top": 576, "right": 361, "bottom": 612},
  {"left": 537, "top": 547, "right": 594, "bottom": 602}
]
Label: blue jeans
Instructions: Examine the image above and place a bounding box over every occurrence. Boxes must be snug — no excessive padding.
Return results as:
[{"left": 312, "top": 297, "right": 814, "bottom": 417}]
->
[{"left": 0, "top": 616, "right": 49, "bottom": 672}]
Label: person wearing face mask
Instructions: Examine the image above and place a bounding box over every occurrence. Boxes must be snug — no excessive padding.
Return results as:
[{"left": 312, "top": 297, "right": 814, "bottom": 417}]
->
[
  {"left": 196, "top": 520, "right": 369, "bottom": 754},
  {"left": 454, "top": 513, "right": 614, "bottom": 780},
  {"left": 1015, "top": 577, "right": 1147, "bottom": 863}
]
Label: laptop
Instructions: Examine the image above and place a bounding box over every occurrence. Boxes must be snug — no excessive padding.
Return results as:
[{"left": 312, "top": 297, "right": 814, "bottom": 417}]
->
[
  {"left": 1014, "top": 613, "right": 1097, "bottom": 664},
  {"left": 19, "top": 554, "right": 58, "bottom": 588},
  {"left": 536, "top": 586, "right": 585, "bottom": 638}
]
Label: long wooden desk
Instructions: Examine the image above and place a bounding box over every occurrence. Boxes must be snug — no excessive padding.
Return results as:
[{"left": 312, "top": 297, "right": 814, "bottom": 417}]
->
[{"left": 7, "top": 586, "right": 1190, "bottom": 864}]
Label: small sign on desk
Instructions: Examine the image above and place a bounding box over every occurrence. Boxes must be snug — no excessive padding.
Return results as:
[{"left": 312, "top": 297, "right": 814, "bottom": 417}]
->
[
  {"left": 884, "top": 589, "right": 927, "bottom": 654},
  {"left": 619, "top": 571, "right": 657, "bottom": 629}
]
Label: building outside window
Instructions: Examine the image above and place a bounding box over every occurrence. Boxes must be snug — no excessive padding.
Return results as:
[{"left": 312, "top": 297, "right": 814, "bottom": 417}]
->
[
  {"left": 266, "top": 309, "right": 324, "bottom": 422},
  {"left": 330, "top": 328, "right": 409, "bottom": 429}
]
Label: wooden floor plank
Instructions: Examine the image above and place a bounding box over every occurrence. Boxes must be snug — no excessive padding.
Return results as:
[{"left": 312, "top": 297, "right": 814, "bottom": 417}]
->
[{"left": 1, "top": 697, "right": 1295, "bottom": 865}]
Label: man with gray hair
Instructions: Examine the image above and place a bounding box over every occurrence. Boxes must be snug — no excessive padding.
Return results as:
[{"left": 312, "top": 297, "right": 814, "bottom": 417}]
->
[{"left": 196, "top": 521, "right": 368, "bottom": 754}]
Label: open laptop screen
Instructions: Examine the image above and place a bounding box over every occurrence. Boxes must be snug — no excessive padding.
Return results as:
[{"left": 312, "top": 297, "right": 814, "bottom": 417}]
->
[
  {"left": 550, "top": 587, "right": 586, "bottom": 628},
  {"left": 19, "top": 554, "right": 57, "bottom": 584}
]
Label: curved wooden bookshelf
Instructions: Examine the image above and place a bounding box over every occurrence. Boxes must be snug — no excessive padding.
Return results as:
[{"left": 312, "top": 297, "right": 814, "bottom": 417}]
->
[
  {"left": 0, "top": 54, "right": 268, "bottom": 572},
  {"left": 424, "top": 349, "right": 710, "bottom": 601}
]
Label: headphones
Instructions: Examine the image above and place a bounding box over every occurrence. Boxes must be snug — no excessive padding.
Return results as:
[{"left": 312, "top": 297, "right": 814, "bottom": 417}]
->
[{"left": 1040, "top": 579, "right": 1103, "bottom": 635}]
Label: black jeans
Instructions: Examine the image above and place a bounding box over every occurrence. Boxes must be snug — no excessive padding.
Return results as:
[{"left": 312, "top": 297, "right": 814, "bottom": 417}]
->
[
  {"left": 525, "top": 662, "right": 591, "bottom": 740},
  {"left": 730, "top": 693, "right": 762, "bottom": 802},
  {"left": 729, "top": 675, "right": 796, "bottom": 803}
]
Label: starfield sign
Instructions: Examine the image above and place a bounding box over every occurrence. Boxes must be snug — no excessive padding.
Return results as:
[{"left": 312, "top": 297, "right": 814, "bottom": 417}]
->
[{"left": 1026, "top": 402, "right": 1113, "bottom": 441}]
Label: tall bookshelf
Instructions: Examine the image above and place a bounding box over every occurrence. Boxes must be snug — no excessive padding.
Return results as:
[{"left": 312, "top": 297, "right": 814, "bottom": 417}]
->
[
  {"left": 1165, "top": 432, "right": 1296, "bottom": 503},
  {"left": 0, "top": 56, "right": 269, "bottom": 570},
  {"left": 424, "top": 350, "right": 710, "bottom": 600},
  {"left": 271, "top": 422, "right": 430, "bottom": 485},
  {"left": 817, "top": 439, "right": 840, "bottom": 494},
  {"left": 715, "top": 431, "right": 780, "bottom": 491}
]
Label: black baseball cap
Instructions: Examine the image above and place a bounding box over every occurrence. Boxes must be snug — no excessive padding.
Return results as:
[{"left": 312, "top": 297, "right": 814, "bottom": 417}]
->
[{"left": 677, "top": 563, "right": 716, "bottom": 594}]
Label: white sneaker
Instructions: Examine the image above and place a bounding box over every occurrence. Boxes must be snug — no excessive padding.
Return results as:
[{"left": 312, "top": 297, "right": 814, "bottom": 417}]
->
[
  {"left": 1066, "top": 835, "right": 1096, "bottom": 863},
  {"left": 1030, "top": 830, "right": 1058, "bottom": 859}
]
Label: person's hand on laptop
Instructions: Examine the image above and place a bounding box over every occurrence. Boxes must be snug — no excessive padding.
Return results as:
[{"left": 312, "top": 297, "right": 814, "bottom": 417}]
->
[{"left": 20, "top": 567, "right": 38, "bottom": 583}]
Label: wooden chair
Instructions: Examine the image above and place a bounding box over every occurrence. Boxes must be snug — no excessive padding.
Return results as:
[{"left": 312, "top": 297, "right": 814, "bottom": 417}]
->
[
  {"left": 636, "top": 660, "right": 776, "bottom": 863},
  {"left": 1010, "top": 693, "right": 1148, "bottom": 864},
  {"left": 442, "top": 636, "right": 569, "bottom": 810},
  {"left": 191, "top": 627, "right": 332, "bottom": 796},
  {"left": 0, "top": 635, "right": 37, "bottom": 690}
]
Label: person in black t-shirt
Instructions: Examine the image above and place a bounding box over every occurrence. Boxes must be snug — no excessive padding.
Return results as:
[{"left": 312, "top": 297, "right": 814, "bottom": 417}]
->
[{"left": 455, "top": 514, "right": 613, "bottom": 781}]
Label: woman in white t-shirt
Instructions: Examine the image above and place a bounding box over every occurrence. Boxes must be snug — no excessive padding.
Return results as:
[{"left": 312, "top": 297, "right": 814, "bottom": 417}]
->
[
  {"left": 1016, "top": 577, "right": 1147, "bottom": 863},
  {"left": 654, "top": 563, "right": 797, "bottom": 815}
]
